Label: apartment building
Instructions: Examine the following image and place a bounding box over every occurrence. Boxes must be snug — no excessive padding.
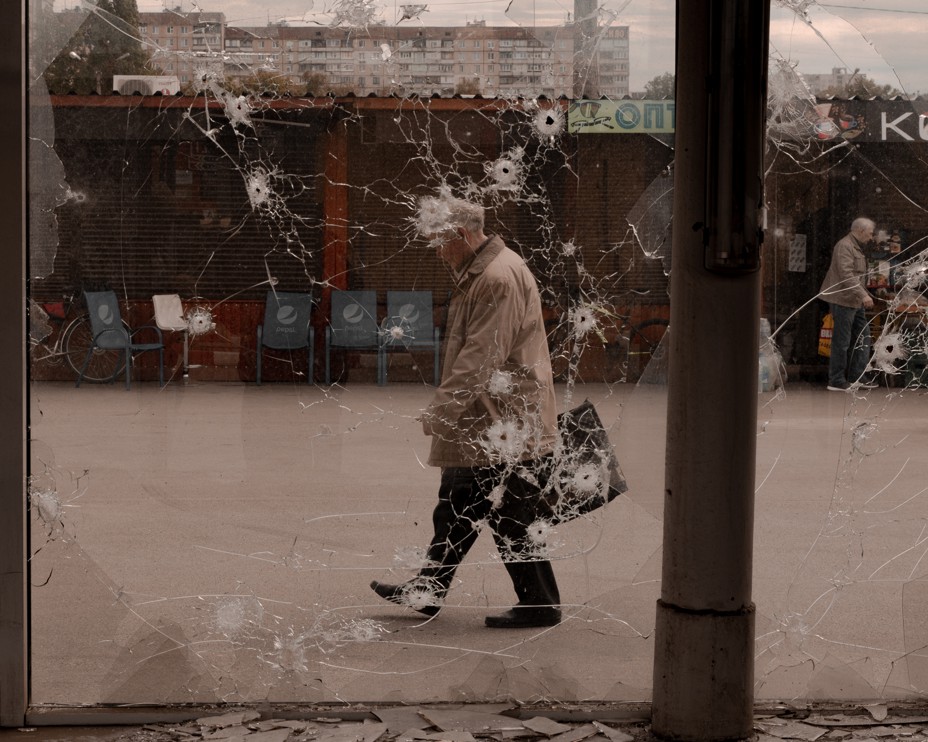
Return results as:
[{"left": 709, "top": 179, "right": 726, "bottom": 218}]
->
[
  {"left": 137, "top": 11, "right": 226, "bottom": 85},
  {"left": 137, "top": 11, "right": 629, "bottom": 98}
]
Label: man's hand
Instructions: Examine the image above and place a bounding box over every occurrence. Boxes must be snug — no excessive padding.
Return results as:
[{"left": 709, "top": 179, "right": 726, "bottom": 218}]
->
[
  {"left": 418, "top": 409, "right": 439, "bottom": 436},
  {"left": 863, "top": 295, "right": 875, "bottom": 310}
]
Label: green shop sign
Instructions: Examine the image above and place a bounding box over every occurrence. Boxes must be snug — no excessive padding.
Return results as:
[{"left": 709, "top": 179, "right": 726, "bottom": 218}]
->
[{"left": 568, "top": 100, "right": 676, "bottom": 134}]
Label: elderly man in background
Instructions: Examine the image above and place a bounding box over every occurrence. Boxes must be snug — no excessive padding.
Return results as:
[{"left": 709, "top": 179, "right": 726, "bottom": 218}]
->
[
  {"left": 370, "top": 193, "right": 562, "bottom": 628},
  {"left": 820, "top": 217, "right": 876, "bottom": 391}
]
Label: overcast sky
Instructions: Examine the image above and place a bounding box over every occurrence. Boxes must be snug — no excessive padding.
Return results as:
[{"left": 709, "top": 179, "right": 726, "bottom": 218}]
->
[{"left": 61, "top": 0, "right": 928, "bottom": 93}]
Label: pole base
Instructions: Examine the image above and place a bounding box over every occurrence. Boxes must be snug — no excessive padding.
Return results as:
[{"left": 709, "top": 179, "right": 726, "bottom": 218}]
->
[{"left": 651, "top": 599, "right": 755, "bottom": 741}]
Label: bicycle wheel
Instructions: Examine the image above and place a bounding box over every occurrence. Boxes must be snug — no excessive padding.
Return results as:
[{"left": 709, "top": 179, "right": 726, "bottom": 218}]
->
[
  {"left": 626, "top": 318, "right": 669, "bottom": 384},
  {"left": 28, "top": 302, "right": 65, "bottom": 369},
  {"left": 63, "top": 315, "right": 128, "bottom": 383}
]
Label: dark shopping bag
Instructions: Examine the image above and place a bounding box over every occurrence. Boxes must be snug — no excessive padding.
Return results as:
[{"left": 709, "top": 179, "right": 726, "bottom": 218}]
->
[{"left": 548, "top": 399, "right": 628, "bottom": 524}]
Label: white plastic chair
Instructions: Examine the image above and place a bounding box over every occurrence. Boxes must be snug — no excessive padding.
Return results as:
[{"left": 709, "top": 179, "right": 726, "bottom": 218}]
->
[{"left": 152, "top": 294, "right": 190, "bottom": 378}]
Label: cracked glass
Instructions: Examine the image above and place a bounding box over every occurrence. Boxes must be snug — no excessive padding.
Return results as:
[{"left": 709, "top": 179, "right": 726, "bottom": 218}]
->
[{"left": 24, "top": 0, "right": 928, "bottom": 709}]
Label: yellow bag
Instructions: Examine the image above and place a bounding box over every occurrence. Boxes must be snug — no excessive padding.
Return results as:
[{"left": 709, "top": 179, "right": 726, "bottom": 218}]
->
[{"left": 818, "top": 313, "right": 833, "bottom": 357}]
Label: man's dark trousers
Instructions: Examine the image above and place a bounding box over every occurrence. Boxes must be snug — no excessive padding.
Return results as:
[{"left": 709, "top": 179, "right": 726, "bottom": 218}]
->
[
  {"left": 829, "top": 303, "right": 871, "bottom": 387},
  {"left": 418, "top": 461, "right": 560, "bottom": 608}
]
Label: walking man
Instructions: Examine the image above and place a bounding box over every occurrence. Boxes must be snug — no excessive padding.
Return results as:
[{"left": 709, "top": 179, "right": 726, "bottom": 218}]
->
[
  {"left": 820, "top": 217, "right": 876, "bottom": 391},
  {"left": 370, "top": 193, "right": 561, "bottom": 628}
]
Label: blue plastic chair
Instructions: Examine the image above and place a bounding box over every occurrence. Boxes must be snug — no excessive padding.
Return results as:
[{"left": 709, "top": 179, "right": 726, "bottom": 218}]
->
[
  {"left": 325, "top": 290, "right": 379, "bottom": 385},
  {"left": 256, "top": 291, "right": 315, "bottom": 385},
  {"left": 380, "top": 291, "right": 441, "bottom": 386},
  {"left": 77, "top": 291, "right": 164, "bottom": 390}
]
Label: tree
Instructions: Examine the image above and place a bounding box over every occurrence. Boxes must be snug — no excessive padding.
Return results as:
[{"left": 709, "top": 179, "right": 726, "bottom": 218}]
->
[
  {"left": 454, "top": 78, "right": 482, "bottom": 96},
  {"left": 301, "top": 72, "right": 330, "bottom": 95},
  {"left": 821, "top": 72, "right": 902, "bottom": 99},
  {"left": 643, "top": 72, "right": 675, "bottom": 99},
  {"left": 44, "top": 0, "right": 157, "bottom": 95}
]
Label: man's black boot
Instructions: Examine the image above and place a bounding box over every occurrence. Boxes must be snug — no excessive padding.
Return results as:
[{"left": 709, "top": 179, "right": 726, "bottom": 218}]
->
[
  {"left": 370, "top": 579, "right": 442, "bottom": 617},
  {"left": 485, "top": 603, "right": 561, "bottom": 628}
]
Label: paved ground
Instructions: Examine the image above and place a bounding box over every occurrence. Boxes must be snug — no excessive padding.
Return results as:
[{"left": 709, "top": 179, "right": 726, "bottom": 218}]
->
[
  {"left": 6, "top": 702, "right": 928, "bottom": 741},
  {"left": 17, "top": 380, "right": 928, "bottom": 735}
]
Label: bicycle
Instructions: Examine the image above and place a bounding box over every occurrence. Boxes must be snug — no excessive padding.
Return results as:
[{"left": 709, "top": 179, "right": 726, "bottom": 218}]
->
[
  {"left": 544, "top": 304, "right": 669, "bottom": 384},
  {"left": 30, "top": 293, "right": 129, "bottom": 383}
]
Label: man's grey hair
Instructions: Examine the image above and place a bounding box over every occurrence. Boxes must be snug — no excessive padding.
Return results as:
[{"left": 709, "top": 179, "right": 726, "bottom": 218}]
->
[
  {"left": 447, "top": 198, "right": 485, "bottom": 233},
  {"left": 851, "top": 217, "right": 875, "bottom": 234},
  {"left": 416, "top": 192, "right": 485, "bottom": 236}
]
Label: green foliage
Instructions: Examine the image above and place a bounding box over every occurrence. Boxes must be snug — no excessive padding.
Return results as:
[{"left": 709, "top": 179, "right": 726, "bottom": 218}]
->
[
  {"left": 301, "top": 72, "right": 330, "bottom": 95},
  {"left": 643, "top": 72, "right": 675, "bottom": 99},
  {"left": 227, "top": 69, "right": 306, "bottom": 96},
  {"left": 455, "top": 78, "right": 482, "bottom": 96},
  {"left": 43, "top": 0, "right": 156, "bottom": 95}
]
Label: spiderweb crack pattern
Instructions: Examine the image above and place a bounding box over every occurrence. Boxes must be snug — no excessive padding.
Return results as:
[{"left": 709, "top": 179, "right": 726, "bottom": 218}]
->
[{"left": 24, "top": 0, "right": 928, "bottom": 710}]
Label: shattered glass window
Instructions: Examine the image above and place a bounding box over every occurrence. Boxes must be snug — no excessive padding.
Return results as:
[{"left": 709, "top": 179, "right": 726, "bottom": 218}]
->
[{"left": 24, "top": 0, "right": 928, "bottom": 709}]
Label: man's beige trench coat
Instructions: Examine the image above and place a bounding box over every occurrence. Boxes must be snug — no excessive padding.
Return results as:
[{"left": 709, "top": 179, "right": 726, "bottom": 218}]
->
[{"left": 422, "top": 235, "right": 558, "bottom": 468}]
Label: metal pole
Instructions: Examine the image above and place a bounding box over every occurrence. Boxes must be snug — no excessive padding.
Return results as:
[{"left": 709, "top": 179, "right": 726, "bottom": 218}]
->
[
  {"left": 651, "top": 1, "right": 770, "bottom": 739},
  {"left": 572, "top": 0, "right": 598, "bottom": 99},
  {"left": 0, "top": 0, "right": 27, "bottom": 727}
]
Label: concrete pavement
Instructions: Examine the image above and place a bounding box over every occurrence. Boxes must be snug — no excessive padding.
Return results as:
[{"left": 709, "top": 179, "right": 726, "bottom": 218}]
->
[{"left": 23, "top": 380, "right": 928, "bottom": 712}]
